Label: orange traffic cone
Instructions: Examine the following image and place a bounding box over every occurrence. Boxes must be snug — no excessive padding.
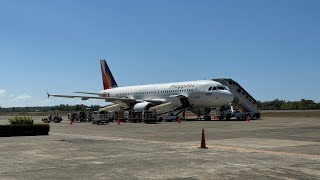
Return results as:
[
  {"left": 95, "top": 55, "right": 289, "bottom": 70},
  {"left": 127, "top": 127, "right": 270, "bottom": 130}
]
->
[
  {"left": 200, "top": 129, "right": 208, "bottom": 149},
  {"left": 178, "top": 117, "right": 181, "bottom": 124}
]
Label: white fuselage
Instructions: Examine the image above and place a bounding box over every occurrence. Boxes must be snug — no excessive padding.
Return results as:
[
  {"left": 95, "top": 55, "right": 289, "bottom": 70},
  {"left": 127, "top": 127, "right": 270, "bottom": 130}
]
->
[{"left": 100, "top": 80, "right": 234, "bottom": 108}]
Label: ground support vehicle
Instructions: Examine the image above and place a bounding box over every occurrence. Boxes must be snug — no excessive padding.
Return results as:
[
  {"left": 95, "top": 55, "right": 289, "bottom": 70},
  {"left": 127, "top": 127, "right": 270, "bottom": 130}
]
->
[
  {"left": 42, "top": 110, "right": 63, "bottom": 123},
  {"left": 143, "top": 111, "right": 158, "bottom": 123},
  {"left": 128, "top": 111, "right": 143, "bottom": 123},
  {"left": 157, "top": 113, "right": 179, "bottom": 122},
  {"left": 91, "top": 111, "right": 113, "bottom": 125},
  {"left": 113, "top": 111, "right": 129, "bottom": 122},
  {"left": 68, "top": 111, "right": 87, "bottom": 122},
  {"left": 127, "top": 110, "right": 157, "bottom": 123}
]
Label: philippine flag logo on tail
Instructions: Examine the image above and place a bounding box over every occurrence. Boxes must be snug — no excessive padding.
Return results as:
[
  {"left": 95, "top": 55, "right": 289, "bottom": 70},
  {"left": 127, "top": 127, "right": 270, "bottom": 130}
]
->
[{"left": 100, "top": 59, "right": 118, "bottom": 90}]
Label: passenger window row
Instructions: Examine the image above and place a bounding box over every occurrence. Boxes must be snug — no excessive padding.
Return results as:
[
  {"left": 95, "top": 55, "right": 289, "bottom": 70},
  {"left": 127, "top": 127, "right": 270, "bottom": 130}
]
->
[{"left": 115, "top": 89, "right": 194, "bottom": 96}]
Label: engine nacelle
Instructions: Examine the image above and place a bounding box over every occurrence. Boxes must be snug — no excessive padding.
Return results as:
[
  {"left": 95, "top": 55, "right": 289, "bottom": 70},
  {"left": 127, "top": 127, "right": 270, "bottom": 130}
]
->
[
  {"left": 133, "top": 102, "right": 154, "bottom": 111},
  {"left": 190, "top": 108, "right": 211, "bottom": 116}
]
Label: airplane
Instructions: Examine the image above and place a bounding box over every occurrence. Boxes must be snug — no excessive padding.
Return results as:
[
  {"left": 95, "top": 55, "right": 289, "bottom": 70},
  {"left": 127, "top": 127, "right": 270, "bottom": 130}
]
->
[{"left": 48, "top": 59, "right": 234, "bottom": 120}]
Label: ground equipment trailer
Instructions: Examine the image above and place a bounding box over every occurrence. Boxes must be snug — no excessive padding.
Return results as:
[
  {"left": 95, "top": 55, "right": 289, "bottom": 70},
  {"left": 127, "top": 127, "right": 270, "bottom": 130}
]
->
[
  {"left": 127, "top": 110, "right": 157, "bottom": 123},
  {"left": 99, "top": 104, "right": 128, "bottom": 122},
  {"left": 91, "top": 111, "right": 114, "bottom": 125},
  {"left": 142, "top": 111, "right": 158, "bottom": 123},
  {"left": 213, "top": 78, "right": 261, "bottom": 120},
  {"left": 100, "top": 104, "right": 157, "bottom": 123}
]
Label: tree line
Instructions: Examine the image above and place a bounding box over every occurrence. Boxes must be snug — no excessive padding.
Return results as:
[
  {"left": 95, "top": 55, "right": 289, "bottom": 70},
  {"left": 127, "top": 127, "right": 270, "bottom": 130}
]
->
[
  {"left": 258, "top": 99, "right": 320, "bottom": 110},
  {"left": 1, "top": 99, "right": 320, "bottom": 112}
]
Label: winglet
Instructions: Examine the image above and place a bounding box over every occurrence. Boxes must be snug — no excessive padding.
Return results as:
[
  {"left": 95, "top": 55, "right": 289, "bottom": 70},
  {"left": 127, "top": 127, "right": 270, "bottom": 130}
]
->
[{"left": 47, "top": 92, "right": 50, "bottom": 98}]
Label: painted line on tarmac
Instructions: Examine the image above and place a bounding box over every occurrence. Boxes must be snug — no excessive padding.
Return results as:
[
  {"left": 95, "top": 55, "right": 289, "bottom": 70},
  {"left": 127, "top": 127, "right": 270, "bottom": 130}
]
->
[
  {"left": 52, "top": 133, "right": 320, "bottom": 159},
  {"left": 201, "top": 145, "right": 320, "bottom": 159}
]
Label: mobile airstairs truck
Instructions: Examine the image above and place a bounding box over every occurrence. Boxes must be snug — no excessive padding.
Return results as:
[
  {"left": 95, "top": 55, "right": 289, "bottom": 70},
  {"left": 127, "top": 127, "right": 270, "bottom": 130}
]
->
[{"left": 213, "top": 79, "right": 261, "bottom": 120}]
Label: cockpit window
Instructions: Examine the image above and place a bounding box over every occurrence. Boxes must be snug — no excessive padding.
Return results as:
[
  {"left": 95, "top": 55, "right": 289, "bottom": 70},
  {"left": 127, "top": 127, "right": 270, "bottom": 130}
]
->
[
  {"left": 217, "top": 86, "right": 225, "bottom": 90},
  {"left": 208, "top": 87, "right": 212, "bottom": 91},
  {"left": 212, "top": 87, "right": 217, "bottom": 91}
]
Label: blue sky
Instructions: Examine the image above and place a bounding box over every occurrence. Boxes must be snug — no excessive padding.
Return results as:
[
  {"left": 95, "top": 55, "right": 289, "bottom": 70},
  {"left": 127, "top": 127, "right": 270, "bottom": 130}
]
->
[{"left": 0, "top": 0, "right": 320, "bottom": 107}]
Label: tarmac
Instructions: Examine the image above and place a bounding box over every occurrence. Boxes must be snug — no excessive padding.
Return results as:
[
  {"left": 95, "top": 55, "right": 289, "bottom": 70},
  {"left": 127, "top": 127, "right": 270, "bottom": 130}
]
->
[{"left": 0, "top": 116, "right": 319, "bottom": 179}]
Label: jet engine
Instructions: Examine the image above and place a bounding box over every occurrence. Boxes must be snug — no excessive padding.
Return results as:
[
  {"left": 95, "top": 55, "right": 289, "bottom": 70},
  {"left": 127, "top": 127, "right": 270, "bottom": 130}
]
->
[{"left": 133, "top": 102, "right": 154, "bottom": 111}]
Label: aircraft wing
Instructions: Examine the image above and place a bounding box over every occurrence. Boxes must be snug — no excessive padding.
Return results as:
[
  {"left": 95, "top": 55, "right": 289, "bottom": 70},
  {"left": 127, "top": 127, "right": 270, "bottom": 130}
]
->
[
  {"left": 47, "top": 93, "right": 137, "bottom": 103},
  {"left": 47, "top": 93, "right": 166, "bottom": 108},
  {"left": 143, "top": 99, "right": 166, "bottom": 106},
  {"left": 72, "top": 92, "right": 167, "bottom": 105},
  {"left": 73, "top": 92, "right": 105, "bottom": 96}
]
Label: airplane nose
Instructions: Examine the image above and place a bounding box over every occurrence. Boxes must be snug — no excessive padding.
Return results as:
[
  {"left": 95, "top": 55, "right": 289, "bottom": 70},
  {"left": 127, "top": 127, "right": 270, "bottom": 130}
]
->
[{"left": 223, "top": 90, "right": 234, "bottom": 103}]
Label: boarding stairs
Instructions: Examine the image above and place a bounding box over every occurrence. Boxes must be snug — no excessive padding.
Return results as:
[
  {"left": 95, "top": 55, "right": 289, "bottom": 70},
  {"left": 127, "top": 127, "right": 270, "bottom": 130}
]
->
[
  {"left": 99, "top": 104, "right": 122, "bottom": 112},
  {"left": 149, "top": 102, "right": 176, "bottom": 115},
  {"left": 213, "top": 78, "right": 261, "bottom": 118},
  {"left": 149, "top": 102, "right": 189, "bottom": 116}
]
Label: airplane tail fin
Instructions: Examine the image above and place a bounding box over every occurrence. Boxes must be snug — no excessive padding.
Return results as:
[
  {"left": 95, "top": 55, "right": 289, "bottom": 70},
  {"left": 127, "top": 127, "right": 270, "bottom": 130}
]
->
[{"left": 100, "top": 59, "right": 118, "bottom": 90}]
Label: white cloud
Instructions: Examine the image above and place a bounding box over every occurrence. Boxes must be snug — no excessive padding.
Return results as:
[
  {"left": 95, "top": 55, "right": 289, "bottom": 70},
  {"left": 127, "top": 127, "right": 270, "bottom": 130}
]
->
[
  {"left": 14, "top": 94, "right": 32, "bottom": 101},
  {"left": 0, "top": 89, "right": 7, "bottom": 97},
  {"left": 0, "top": 90, "right": 33, "bottom": 107}
]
